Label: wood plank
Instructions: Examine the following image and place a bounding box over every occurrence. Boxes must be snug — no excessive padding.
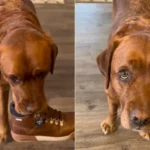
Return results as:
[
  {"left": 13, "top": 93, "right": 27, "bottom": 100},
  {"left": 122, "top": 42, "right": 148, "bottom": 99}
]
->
[{"left": 75, "top": 3, "right": 150, "bottom": 150}]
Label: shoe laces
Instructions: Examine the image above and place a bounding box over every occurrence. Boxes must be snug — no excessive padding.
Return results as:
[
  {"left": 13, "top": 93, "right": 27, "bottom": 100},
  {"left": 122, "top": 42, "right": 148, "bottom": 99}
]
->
[{"left": 34, "top": 107, "right": 63, "bottom": 127}]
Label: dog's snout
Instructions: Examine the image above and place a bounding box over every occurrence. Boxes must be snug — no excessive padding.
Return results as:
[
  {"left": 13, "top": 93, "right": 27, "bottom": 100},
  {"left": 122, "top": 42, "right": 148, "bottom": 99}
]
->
[
  {"left": 26, "top": 104, "right": 41, "bottom": 113},
  {"left": 130, "top": 110, "right": 150, "bottom": 126}
]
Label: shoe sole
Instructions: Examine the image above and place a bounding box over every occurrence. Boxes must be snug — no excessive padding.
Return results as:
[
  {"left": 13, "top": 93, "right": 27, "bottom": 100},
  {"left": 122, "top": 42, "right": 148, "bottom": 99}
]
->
[{"left": 11, "top": 131, "right": 74, "bottom": 142}]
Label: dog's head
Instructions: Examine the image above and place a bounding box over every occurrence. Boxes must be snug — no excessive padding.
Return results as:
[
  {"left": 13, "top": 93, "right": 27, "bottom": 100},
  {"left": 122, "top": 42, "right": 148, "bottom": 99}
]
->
[
  {"left": 0, "top": 28, "right": 58, "bottom": 114},
  {"left": 97, "top": 18, "right": 150, "bottom": 131}
]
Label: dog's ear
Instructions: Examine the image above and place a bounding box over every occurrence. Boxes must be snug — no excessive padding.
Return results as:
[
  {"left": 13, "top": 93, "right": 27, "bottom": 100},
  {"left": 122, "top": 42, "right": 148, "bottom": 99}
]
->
[
  {"left": 97, "top": 22, "right": 132, "bottom": 89},
  {"left": 97, "top": 48, "right": 108, "bottom": 77},
  {"left": 97, "top": 41, "right": 119, "bottom": 89},
  {"left": 50, "top": 42, "right": 58, "bottom": 74},
  {"left": 44, "top": 33, "right": 58, "bottom": 74}
]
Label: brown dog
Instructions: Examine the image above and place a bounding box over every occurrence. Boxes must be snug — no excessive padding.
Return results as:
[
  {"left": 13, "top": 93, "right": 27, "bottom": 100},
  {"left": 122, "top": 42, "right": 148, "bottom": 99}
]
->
[
  {"left": 97, "top": 0, "right": 150, "bottom": 140},
  {"left": 0, "top": 0, "right": 58, "bottom": 142}
]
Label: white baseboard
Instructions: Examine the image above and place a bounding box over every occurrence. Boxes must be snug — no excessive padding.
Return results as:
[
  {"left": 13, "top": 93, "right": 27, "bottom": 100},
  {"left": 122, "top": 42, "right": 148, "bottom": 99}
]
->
[
  {"left": 76, "top": 0, "right": 112, "bottom": 2},
  {"left": 32, "top": 0, "right": 64, "bottom": 4}
]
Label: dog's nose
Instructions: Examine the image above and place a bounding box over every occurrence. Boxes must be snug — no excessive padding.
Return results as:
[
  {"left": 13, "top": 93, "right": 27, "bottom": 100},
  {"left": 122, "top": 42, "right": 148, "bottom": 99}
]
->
[
  {"left": 130, "top": 110, "right": 150, "bottom": 126},
  {"left": 131, "top": 116, "right": 150, "bottom": 126}
]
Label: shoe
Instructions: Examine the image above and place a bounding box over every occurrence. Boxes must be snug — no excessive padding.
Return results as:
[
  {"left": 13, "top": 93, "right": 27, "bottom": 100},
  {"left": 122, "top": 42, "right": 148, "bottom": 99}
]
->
[{"left": 10, "top": 102, "right": 74, "bottom": 142}]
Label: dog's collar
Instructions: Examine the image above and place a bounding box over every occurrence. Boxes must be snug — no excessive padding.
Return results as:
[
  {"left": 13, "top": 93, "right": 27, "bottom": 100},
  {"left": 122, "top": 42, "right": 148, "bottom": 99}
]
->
[
  {"left": 10, "top": 102, "right": 46, "bottom": 126},
  {"left": 10, "top": 102, "right": 29, "bottom": 118}
]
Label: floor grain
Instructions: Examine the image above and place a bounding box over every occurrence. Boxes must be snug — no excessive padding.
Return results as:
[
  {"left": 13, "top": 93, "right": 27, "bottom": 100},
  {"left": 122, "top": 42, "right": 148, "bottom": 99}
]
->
[
  {"left": 1, "top": 4, "right": 74, "bottom": 150},
  {"left": 75, "top": 3, "right": 150, "bottom": 150}
]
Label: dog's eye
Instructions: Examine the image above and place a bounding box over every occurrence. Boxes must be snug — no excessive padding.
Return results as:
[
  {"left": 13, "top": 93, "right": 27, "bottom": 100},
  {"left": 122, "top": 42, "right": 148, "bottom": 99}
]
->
[
  {"left": 9, "top": 75, "right": 21, "bottom": 84},
  {"left": 36, "top": 72, "right": 46, "bottom": 78},
  {"left": 118, "top": 69, "right": 131, "bottom": 82}
]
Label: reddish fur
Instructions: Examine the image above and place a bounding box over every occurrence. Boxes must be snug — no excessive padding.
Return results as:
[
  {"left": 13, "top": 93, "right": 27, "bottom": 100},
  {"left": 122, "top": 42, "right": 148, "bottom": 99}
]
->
[
  {"left": 97, "top": 0, "right": 150, "bottom": 138},
  {"left": 0, "top": 0, "right": 58, "bottom": 142}
]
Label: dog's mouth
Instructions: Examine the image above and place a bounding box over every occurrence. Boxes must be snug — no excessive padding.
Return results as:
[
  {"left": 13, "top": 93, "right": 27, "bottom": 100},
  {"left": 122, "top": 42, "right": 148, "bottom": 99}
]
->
[
  {"left": 121, "top": 115, "right": 145, "bottom": 131},
  {"left": 10, "top": 102, "right": 31, "bottom": 117},
  {"left": 120, "top": 109, "right": 150, "bottom": 132},
  {"left": 10, "top": 102, "right": 50, "bottom": 127},
  {"left": 12, "top": 100, "right": 48, "bottom": 115},
  {"left": 132, "top": 126, "right": 143, "bottom": 131}
]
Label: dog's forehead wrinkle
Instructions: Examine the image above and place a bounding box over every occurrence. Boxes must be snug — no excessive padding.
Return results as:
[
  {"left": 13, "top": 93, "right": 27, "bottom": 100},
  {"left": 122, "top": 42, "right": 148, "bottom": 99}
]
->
[
  {"left": 0, "top": 30, "right": 51, "bottom": 75},
  {"left": 112, "top": 41, "right": 150, "bottom": 72},
  {"left": 0, "top": 52, "right": 27, "bottom": 75},
  {"left": 27, "top": 52, "right": 50, "bottom": 73},
  {"left": 1, "top": 46, "right": 50, "bottom": 77},
  {"left": 127, "top": 58, "right": 145, "bottom": 71}
]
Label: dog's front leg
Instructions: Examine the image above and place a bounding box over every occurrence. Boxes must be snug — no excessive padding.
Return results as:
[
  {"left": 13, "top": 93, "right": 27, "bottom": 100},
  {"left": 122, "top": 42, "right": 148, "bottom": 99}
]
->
[
  {"left": 101, "top": 96, "right": 119, "bottom": 135},
  {"left": 0, "top": 83, "right": 9, "bottom": 142}
]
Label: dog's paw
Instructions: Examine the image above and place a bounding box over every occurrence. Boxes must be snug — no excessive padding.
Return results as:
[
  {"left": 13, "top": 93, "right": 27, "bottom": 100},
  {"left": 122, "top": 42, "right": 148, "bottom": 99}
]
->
[
  {"left": 139, "top": 131, "right": 150, "bottom": 140},
  {"left": 0, "top": 128, "right": 9, "bottom": 143},
  {"left": 0, "top": 133, "right": 8, "bottom": 143},
  {"left": 101, "top": 118, "right": 117, "bottom": 135}
]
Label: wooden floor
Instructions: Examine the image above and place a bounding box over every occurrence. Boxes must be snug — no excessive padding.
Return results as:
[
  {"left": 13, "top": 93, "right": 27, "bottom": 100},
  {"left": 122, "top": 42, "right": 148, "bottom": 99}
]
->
[
  {"left": 1, "top": 4, "right": 74, "bottom": 150},
  {"left": 75, "top": 4, "right": 150, "bottom": 150}
]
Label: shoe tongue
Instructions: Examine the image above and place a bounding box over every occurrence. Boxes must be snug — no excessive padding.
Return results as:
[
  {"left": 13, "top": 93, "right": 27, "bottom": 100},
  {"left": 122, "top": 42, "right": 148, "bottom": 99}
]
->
[
  {"left": 46, "top": 107, "right": 62, "bottom": 120},
  {"left": 10, "top": 102, "right": 29, "bottom": 118}
]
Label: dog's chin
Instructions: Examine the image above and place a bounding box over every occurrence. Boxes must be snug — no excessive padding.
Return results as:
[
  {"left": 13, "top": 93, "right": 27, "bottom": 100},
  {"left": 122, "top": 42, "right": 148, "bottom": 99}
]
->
[{"left": 132, "top": 128, "right": 142, "bottom": 132}]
